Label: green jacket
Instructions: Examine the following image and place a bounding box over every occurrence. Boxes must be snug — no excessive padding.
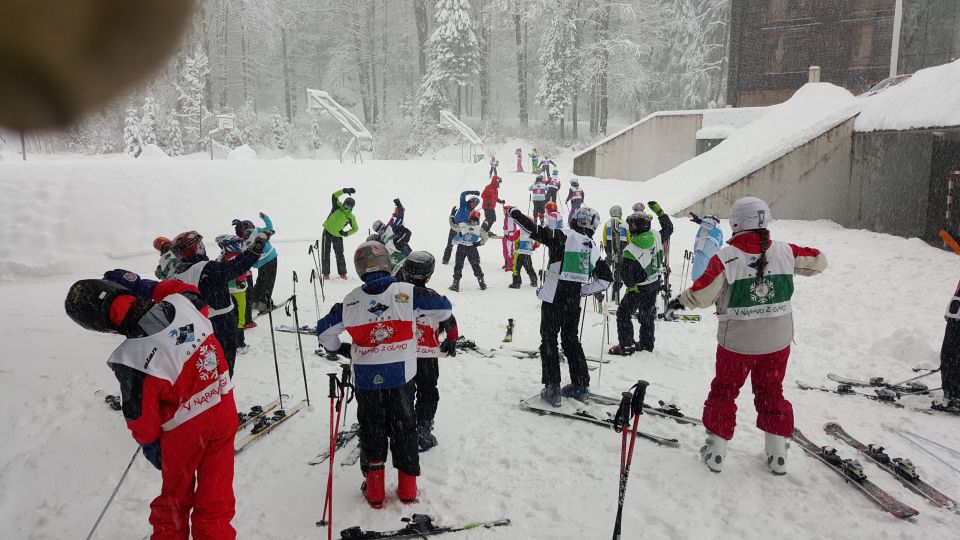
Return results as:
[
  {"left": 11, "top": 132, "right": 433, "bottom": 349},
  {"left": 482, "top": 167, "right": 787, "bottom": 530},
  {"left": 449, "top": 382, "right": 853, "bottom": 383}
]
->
[{"left": 322, "top": 190, "right": 359, "bottom": 237}]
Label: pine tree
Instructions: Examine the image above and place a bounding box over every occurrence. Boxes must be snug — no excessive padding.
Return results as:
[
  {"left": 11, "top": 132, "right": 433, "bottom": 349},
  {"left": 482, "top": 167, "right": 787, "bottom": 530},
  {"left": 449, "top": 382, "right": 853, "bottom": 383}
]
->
[
  {"left": 270, "top": 107, "right": 289, "bottom": 150},
  {"left": 237, "top": 101, "right": 262, "bottom": 148},
  {"left": 536, "top": 0, "right": 580, "bottom": 138},
  {"left": 140, "top": 95, "right": 161, "bottom": 146},
  {"left": 175, "top": 45, "right": 211, "bottom": 152},
  {"left": 310, "top": 114, "right": 323, "bottom": 150},
  {"left": 123, "top": 104, "right": 144, "bottom": 158},
  {"left": 418, "top": 0, "right": 481, "bottom": 118},
  {"left": 162, "top": 111, "right": 184, "bottom": 157}
]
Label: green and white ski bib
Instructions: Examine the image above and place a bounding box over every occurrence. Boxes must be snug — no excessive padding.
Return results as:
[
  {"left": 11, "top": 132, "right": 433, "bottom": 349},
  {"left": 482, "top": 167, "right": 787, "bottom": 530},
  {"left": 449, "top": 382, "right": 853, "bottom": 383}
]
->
[
  {"left": 558, "top": 230, "right": 599, "bottom": 284},
  {"left": 623, "top": 230, "right": 663, "bottom": 287},
  {"left": 719, "top": 242, "right": 795, "bottom": 321}
]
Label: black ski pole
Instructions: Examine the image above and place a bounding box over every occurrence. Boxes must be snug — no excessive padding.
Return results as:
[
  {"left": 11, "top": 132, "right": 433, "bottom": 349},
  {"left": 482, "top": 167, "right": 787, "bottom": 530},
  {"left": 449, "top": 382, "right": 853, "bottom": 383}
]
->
[
  {"left": 578, "top": 294, "right": 589, "bottom": 341},
  {"left": 309, "top": 240, "right": 326, "bottom": 301},
  {"left": 85, "top": 446, "right": 140, "bottom": 540},
  {"left": 612, "top": 380, "right": 648, "bottom": 540},
  {"left": 309, "top": 269, "right": 322, "bottom": 317},
  {"left": 266, "top": 300, "right": 285, "bottom": 411},
  {"left": 291, "top": 272, "right": 311, "bottom": 407}
]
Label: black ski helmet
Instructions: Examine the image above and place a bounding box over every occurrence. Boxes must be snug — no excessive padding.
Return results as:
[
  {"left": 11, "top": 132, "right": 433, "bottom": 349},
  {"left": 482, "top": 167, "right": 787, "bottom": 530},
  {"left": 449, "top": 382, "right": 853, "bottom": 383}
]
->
[
  {"left": 64, "top": 279, "right": 132, "bottom": 333},
  {"left": 402, "top": 251, "right": 436, "bottom": 282},
  {"left": 626, "top": 212, "right": 652, "bottom": 235},
  {"left": 343, "top": 197, "right": 356, "bottom": 210}
]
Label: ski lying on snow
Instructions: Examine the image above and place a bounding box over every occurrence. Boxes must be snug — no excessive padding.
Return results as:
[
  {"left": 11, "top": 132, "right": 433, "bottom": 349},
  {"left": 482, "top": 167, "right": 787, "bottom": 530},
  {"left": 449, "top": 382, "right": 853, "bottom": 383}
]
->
[
  {"left": 519, "top": 394, "right": 679, "bottom": 447},
  {"left": 237, "top": 395, "right": 288, "bottom": 432},
  {"left": 455, "top": 337, "right": 497, "bottom": 358},
  {"left": 314, "top": 349, "right": 350, "bottom": 362},
  {"left": 588, "top": 393, "right": 702, "bottom": 426},
  {"left": 500, "top": 345, "right": 610, "bottom": 364},
  {"left": 253, "top": 302, "right": 286, "bottom": 320},
  {"left": 309, "top": 423, "right": 359, "bottom": 465},
  {"left": 792, "top": 427, "right": 919, "bottom": 519},
  {"left": 235, "top": 400, "right": 308, "bottom": 455},
  {"left": 335, "top": 514, "right": 510, "bottom": 539},
  {"left": 276, "top": 324, "right": 316, "bottom": 335},
  {"left": 795, "top": 380, "right": 938, "bottom": 415},
  {"left": 826, "top": 373, "right": 931, "bottom": 394},
  {"left": 340, "top": 442, "right": 362, "bottom": 467},
  {"left": 94, "top": 389, "right": 122, "bottom": 412},
  {"left": 823, "top": 422, "right": 959, "bottom": 513},
  {"left": 655, "top": 312, "right": 702, "bottom": 322}
]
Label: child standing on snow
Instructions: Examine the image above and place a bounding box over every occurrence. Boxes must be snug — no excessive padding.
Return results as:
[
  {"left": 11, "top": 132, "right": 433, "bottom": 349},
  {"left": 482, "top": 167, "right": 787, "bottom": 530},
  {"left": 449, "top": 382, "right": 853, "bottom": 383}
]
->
[
  {"left": 938, "top": 282, "right": 960, "bottom": 413},
  {"left": 509, "top": 225, "right": 539, "bottom": 289},
  {"left": 666, "top": 197, "right": 827, "bottom": 475},
  {"left": 529, "top": 176, "right": 548, "bottom": 224},
  {"left": 215, "top": 234, "right": 251, "bottom": 353},
  {"left": 321, "top": 188, "right": 360, "bottom": 280},
  {"left": 515, "top": 148, "right": 524, "bottom": 172},
  {"left": 502, "top": 205, "right": 518, "bottom": 272},
  {"left": 566, "top": 179, "right": 584, "bottom": 219},
  {"left": 449, "top": 210, "right": 489, "bottom": 292},
  {"left": 602, "top": 206, "right": 630, "bottom": 302},
  {"left": 489, "top": 156, "right": 499, "bottom": 178},
  {"left": 529, "top": 147, "right": 540, "bottom": 172},
  {"left": 544, "top": 201, "right": 563, "bottom": 230},
  {"left": 689, "top": 213, "right": 724, "bottom": 280}
]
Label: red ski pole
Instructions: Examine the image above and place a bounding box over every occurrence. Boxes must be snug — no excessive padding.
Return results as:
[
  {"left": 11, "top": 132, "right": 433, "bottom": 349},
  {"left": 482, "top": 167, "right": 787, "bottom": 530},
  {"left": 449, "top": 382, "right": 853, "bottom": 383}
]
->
[
  {"left": 319, "top": 373, "right": 339, "bottom": 534},
  {"left": 612, "top": 380, "right": 648, "bottom": 540}
]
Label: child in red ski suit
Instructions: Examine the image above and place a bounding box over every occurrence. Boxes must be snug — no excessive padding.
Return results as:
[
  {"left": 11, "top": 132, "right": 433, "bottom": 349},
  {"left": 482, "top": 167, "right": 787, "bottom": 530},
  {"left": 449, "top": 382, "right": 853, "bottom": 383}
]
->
[{"left": 666, "top": 197, "right": 826, "bottom": 475}]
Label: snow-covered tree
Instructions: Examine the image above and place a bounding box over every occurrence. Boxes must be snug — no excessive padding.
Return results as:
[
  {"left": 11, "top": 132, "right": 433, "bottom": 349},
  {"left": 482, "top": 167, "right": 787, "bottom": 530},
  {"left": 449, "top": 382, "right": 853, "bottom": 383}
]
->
[
  {"left": 161, "top": 111, "right": 184, "bottom": 157},
  {"left": 175, "top": 45, "right": 211, "bottom": 151},
  {"left": 536, "top": 0, "right": 581, "bottom": 137},
  {"left": 310, "top": 114, "right": 323, "bottom": 151},
  {"left": 270, "top": 107, "right": 289, "bottom": 150},
  {"left": 140, "top": 95, "right": 161, "bottom": 146},
  {"left": 123, "top": 104, "right": 143, "bottom": 158},
  {"left": 419, "top": 0, "right": 481, "bottom": 117},
  {"left": 236, "top": 101, "right": 263, "bottom": 148}
]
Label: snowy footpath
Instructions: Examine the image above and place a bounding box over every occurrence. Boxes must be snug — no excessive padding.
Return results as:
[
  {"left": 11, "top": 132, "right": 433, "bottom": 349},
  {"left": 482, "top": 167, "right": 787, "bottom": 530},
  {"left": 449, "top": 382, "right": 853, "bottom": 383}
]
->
[{"left": 1, "top": 157, "right": 958, "bottom": 539}]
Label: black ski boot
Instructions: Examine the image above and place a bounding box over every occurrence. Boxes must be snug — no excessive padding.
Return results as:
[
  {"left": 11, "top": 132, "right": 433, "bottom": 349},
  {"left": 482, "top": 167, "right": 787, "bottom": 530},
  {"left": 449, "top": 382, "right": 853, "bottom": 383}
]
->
[
  {"left": 449, "top": 280, "right": 460, "bottom": 292},
  {"left": 478, "top": 277, "right": 487, "bottom": 290},
  {"left": 541, "top": 383, "right": 562, "bottom": 407},
  {"left": 508, "top": 275, "right": 521, "bottom": 289},
  {"left": 417, "top": 423, "right": 438, "bottom": 452},
  {"left": 608, "top": 344, "right": 635, "bottom": 356},
  {"left": 561, "top": 383, "right": 590, "bottom": 403}
]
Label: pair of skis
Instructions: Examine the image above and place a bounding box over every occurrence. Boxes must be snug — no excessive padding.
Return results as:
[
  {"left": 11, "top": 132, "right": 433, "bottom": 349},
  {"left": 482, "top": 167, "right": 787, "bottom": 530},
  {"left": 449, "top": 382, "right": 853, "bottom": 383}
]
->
[
  {"left": 235, "top": 397, "right": 307, "bottom": 455},
  {"left": 309, "top": 423, "right": 361, "bottom": 467},
  {"left": 338, "top": 514, "right": 510, "bottom": 539},
  {"left": 795, "top": 423, "right": 959, "bottom": 518}
]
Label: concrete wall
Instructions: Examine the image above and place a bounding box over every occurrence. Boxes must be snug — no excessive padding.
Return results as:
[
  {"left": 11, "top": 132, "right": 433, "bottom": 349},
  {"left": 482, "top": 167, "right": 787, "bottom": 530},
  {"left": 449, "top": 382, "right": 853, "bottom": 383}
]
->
[
  {"left": 680, "top": 118, "right": 856, "bottom": 223},
  {"left": 574, "top": 114, "right": 702, "bottom": 182}
]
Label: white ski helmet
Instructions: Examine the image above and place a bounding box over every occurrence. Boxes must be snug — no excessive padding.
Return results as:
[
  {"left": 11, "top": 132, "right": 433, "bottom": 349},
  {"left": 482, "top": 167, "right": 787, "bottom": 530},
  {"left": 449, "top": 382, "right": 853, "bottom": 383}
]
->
[
  {"left": 609, "top": 205, "right": 623, "bottom": 218},
  {"left": 572, "top": 206, "right": 601, "bottom": 235},
  {"left": 729, "top": 197, "right": 772, "bottom": 233}
]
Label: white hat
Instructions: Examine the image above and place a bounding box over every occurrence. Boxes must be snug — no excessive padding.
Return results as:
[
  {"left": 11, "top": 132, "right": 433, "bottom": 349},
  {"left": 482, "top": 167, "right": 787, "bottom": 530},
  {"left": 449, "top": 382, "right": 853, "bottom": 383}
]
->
[{"left": 729, "top": 197, "right": 771, "bottom": 233}]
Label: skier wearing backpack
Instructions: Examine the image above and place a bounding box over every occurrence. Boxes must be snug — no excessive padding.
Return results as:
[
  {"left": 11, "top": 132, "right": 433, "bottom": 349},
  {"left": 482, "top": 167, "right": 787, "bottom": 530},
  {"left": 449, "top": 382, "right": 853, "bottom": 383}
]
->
[
  {"left": 65, "top": 279, "right": 238, "bottom": 539},
  {"left": 316, "top": 242, "right": 453, "bottom": 508},
  {"left": 448, "top": 210, "right": 489, "bottom": 292},
  {"left": 665, "top": 197, "right": 827, "bottom": 475},
  {"left": 322, "top": 188, "right": 360, "bottom": 280},
  {"left": 396, "top": 251, "right": 459, "bottom": 451},
  {"left": 509, "top": 206, "right": 612, "bottom": 406},
  {"left": 608, "top": 203, "right": 673, "bottom": 355}
]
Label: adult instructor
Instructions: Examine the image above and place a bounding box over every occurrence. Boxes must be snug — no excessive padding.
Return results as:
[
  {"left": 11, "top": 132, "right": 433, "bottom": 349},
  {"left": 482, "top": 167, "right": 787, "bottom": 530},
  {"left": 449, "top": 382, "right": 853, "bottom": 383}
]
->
[{"left": 322, "top": 187, "right": 360, "bottom": 280}]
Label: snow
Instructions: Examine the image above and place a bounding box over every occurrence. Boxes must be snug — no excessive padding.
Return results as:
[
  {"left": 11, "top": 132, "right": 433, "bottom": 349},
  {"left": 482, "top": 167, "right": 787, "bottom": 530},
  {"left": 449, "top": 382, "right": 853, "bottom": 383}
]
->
[
  {"left": 227, "top": 144, "right": 258, "bottom": 161},
  {"left": 696, "top": 106, "right": 768, "bottom": 140},
  {"left": 856, "top": 59, "right": 960, "bottom": 132},
  {"left": 137, "top": 144, "right": 171, "bottom": 160},
  {"left": 635, "top": 84, "right": 859, "bottom": 212},
  {"left": 1, "top": 157, "right": 959, "bottom": 539}
]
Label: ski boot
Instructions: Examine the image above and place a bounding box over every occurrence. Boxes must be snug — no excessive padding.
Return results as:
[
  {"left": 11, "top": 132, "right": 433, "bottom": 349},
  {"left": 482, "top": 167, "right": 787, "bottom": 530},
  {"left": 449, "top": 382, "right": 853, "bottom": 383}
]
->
[
  {"left": 932, "top": 397, "right": 960, "bottom": 414},
  {"left": 361, "top": 461, "right": 385, "bottom": 509},
  {"left": 700, "top": 431, "right": 727, "bottom": 473},
  {"left": 764, "top": 432, "right": 789, "bottom": 475},
  {"left": 339, "top": 274, "right": 348, "bottom": 280},
  {"left": 530, "top": 276, "right": 538, "bottom": 288},
  {"left": 243, "top": 321, "right": 257, "bottom": 330},
  {"left": 608, "top": 344, "right": 635, "bottom": 356},
  {"left": 509, "top": 275, "right": 521, "bottom": 289},
  {"left": 560, "top": 383, "right": 590, "bottom": 403},
  {"left": 540, "top": 383, "right": 562, "bottom": 407},
  {"left": 478, "top": 277, "right": 487, "bottom": 290},
  {"left": 417, "top": 423, "right": 438, "bottom": 452},
  {"left": 323, "top": 274, "right": 331, "bottom": 281},
  {"left": 449, "top": 280, "right": 460, "bottom": 292},
  {"left": 398, "top": 470, "right": 418, "bottom": 503},
  {"left": 237, "top": 344, "right": 251, "bottom": 355}
]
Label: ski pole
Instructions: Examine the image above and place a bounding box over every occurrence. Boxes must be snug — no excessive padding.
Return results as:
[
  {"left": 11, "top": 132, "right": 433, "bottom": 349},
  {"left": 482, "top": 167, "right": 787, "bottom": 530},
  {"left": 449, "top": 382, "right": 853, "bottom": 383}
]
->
[
  {"left": 266, "top": 301, "right": 285, "bottom": 411},
  {"left": 291, "top": 272, "right": 311, "bottom": 407},
  {"left": 319, "top": 373, "right": 339, "bottom": 534},
  {"left": 309, "top": 269, "right": 322, "bottom": 318},
  {"left": 578, "top": 294, "right": 588, "bottom": 341},
  {"left": 85, "top": 446, "right": 140, "bottom": 540},
  {"left": 310, "top": 240, "right": 326, "bottom": 301},
  {"left": 612, "top": 380, "right": 648, "bottom": 540},
  {"left": 597, "top": 291, "right": 609, "bottom": 387},
  {"left": 891, "top": 368, "right": 940, "bottom": 388}
]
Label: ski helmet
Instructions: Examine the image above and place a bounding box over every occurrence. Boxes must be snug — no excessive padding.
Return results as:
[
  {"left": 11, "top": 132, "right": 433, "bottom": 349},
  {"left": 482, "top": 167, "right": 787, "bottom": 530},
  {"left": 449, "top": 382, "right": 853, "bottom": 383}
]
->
[
  {"left": 353, "top": 241, "right": 392, "bottom": 277},
  {"left": 467, "top": 195, "right": 481, "bottom": 208},
  {"left": 64, "top": 279, "right": 132, "bottom": 333},
  {"left": 632, "top": 202, "right": 646, "bottom": 213},
  {"left": 552, "top": 170, "right": 558, "bottom": 177},
  {"left": 545, "top": 201, "right": 558, "bottom": 212},
  {"left": 171, "top": 231, "right": 205, "bottom": 260},
  {"left": 626, "top": 212, "right": 652, "bottom": 235},
  {"left": 729, "top": 197, "right": 771, "bottom": 233},
  {"left": 372, "top": 219, "right": 385, "bottom": 233},
  {"left": 343, "top": 197, "right": 356, "bottom": 210},
  {"left": 215, "top": 234, "right": 243, "bottom": 254},
  {"left": 365, "top": 233, "right": 380, "bottom": 242},
  {"left": 572, "top": 206, "right": 601, "bottom": 235},
  {"left": 570, "top": 179, "right": 579, "bottom": 187},
  {"left": 468, "top": 209, "right": 481, "bottom": 222},
  {"left": 609, "top": 205, "right": 623, "bottom": 218},
  {"left": 153, "top": 236, "right": 171, "bottom": 253},
  {"left": 402, "top": 251, "right": 436, "bottom": 282},
  {"left": 535, "top": 175, "right": 544, "bottom": 182}
]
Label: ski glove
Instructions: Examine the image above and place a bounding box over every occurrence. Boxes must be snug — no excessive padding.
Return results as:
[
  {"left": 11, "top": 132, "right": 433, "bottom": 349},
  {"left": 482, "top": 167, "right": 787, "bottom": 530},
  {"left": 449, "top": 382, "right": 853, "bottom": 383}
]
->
[
  {"left": 103, "top": 269, "right": 158, "bottom": 299},
  {"left": 440, "top": 337, "right": 457, "bottom": 357},
  {"left": 343, "top": 187, "right": 356, "bottom": 194},
  {"left": 648, "top": 201, "right": 664, "bottom": 216},
  {"left": 249, "top": 230, "right": 275, "bottom": 256},
  {"left": 664, "top": 298, "right": 684, "bottom": 320},
  {"left": 689, "top": 212, "right": 702, "bottom": 224},
  {"left": 393, "top": 198, "right": 403, "bottom": 208},
  {"left": 141, "top": 440, "right": 162, "bottom": 470}
]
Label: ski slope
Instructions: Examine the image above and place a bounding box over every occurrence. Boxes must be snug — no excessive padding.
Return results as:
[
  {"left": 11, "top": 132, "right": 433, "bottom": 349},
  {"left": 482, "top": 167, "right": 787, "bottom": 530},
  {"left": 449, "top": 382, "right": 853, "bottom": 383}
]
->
[{"left": 1, "top": 155, "right": 959, "bottom": 539}]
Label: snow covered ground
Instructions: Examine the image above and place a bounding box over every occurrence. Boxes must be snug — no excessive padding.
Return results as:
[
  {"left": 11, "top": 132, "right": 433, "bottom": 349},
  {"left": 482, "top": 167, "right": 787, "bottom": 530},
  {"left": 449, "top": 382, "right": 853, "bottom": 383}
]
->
[{"left": 1, "top": 155, "right": 959, "bottom": 539}]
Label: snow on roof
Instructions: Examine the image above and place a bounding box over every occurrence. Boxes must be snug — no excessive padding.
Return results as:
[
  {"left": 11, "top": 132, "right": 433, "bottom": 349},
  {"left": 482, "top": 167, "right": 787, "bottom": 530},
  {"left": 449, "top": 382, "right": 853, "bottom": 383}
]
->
[
  {"left": 696, "top": 107, "right": 768, "bottom": 140},
  {"left": 639, "top": 83, "right": 858, "bottom": 212},
  {"left": 856, "top": 59, "right": 960, "bottom": 132},
  {"left": 574, "top": 109, "right": 710, "bottom": 159}
]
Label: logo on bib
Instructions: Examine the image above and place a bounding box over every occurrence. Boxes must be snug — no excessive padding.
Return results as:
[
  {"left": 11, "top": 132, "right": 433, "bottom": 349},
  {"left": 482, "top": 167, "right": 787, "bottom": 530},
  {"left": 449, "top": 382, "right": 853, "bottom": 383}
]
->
[
  {"left": 169, "top": 324, "right": 195, "bottom": 345},
  {"left": 750, "top": 278, "right": 775, "bottom": 304},
  {"left": 369, "top": 322, "right": 396, "bottom": 344},
  {"left": 394, "top": 292, "right": 410, "bottom": 304},
  {"left": 373, "top": 374, "right": 384, "bottom": 385},
  {"left": 196, "top": 344, "right": 219, "bottom": 381},
  {"left": 367, "top": 301, "right": 390, "bottom": 318}
]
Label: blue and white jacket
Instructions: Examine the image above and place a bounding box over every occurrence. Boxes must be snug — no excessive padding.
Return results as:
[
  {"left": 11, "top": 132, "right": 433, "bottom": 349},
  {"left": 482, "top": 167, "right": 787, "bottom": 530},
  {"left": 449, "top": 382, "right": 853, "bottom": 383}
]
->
[{"left": 251, "top": 214, "right": 277, "bottom": 269}]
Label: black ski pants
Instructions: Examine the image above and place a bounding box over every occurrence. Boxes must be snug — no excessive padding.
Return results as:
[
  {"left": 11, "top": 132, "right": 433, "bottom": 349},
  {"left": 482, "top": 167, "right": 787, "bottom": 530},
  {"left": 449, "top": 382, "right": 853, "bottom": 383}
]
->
[
  {"left": 482, "top": 208, "right": 497, "bottom": 232},
  {"left": 513, "top": 253, "right": 537, "bottom": 285},
  {"left": 540, "top": 284, "right": 590, "bottom": 387},
  {"left": 453, "top": 245, "right": 483, "bottom": 282},
  {"left": 941, "top": 318, "right": 960, "bottom": 400},
  {"left": 357, "top": 382, "right": 420, "bottom": 477},
  {"left": 532, "top": 200, "right": 546, "bottom": 220},
  {"left": 321, "top": 230, "right": 346, "bottom": 276},
  {"left": 547, "top": 188, "right": 558, "bottom": 203},
  {"left": 617, "top": 281, "right": 660, "bottom": 350},
  {"left": 415, "top": 358, "right": 440, "bottom": 427},
  {"left": 250, "top": 257, "right": 277, "bottom": 308},
  {"left": 442, "top": 229, "right": 456, "bottom": 263},
  {"left": 244, "top": 274, "right": 254, "bottom": 322}
]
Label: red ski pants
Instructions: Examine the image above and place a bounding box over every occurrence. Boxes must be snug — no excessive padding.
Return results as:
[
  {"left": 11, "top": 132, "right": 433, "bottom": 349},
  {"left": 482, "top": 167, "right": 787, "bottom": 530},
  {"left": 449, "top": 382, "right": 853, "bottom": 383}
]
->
[
  {"left": 701, "top": 345, "right": 793, "bottom": 441},
  {"left": 149, "top": 397, "right": 237, "bottom": 540}
]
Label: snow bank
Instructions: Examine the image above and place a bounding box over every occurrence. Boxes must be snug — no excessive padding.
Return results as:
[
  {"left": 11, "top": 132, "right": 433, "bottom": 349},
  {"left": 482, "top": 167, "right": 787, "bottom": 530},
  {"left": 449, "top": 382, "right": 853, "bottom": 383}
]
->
[
  {"left": 227, "top": 144, "right": 257, "bottom": 160},
  {"left": 856, "top": 59, "right": 960, "bottom": 132},
  {"left": 696, "top": 106, "right": 768, "bottom": 140},
  {"left": 637, "top": 84, "right": 858, "bottom": 212},
  {"left": 136, "top": 144, "right": 170, "bottom": 160}
]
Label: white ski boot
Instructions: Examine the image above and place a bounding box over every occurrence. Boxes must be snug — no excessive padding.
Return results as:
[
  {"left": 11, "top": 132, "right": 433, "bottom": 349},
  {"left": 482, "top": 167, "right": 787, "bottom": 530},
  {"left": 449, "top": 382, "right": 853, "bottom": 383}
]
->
[
  {"left": 700, "top": 431, "right": 727, "bottom": 473},
  {"left": 764, "top": 432, "right": 790, "bottom": 475}
]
